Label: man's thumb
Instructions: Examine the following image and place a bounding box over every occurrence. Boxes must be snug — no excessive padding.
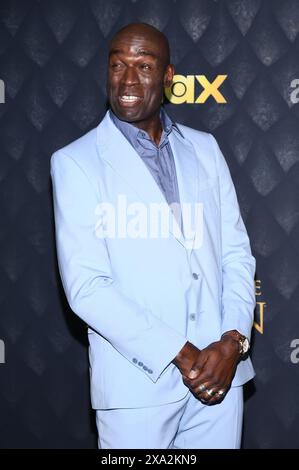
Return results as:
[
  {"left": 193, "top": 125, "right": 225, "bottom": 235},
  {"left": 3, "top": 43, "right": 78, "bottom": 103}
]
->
[{"left": 188, "top": 367, "right": 199, "bottom": 379}]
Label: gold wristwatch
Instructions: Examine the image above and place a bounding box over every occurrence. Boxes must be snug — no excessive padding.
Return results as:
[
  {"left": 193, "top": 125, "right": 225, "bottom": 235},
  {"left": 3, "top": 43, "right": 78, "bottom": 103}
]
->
[{"left": 221, "top": 330, "right": 250, "bottom": 357}]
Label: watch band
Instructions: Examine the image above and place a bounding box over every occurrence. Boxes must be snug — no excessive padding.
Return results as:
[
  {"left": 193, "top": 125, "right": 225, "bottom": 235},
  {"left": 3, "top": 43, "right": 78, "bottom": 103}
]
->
[{"left": 221, "top": 330, "right": 250, "bottom": 356}]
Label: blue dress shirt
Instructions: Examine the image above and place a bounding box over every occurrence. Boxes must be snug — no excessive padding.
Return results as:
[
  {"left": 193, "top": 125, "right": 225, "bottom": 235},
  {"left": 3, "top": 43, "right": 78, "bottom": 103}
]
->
[{"left": 109, "top": 106, "right": 184, "bottom": 231}]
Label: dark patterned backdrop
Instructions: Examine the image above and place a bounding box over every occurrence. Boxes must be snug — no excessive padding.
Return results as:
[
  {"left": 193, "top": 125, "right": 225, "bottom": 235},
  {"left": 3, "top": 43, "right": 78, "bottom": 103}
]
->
[{"left": 0, "top": 0, "right": 299, "bottom": 449}]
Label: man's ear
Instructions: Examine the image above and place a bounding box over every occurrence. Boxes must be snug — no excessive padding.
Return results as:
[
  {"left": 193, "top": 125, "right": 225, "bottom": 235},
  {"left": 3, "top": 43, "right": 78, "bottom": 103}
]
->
[{"left": 164, "top": 64, "right": 175, "bottom": 88}]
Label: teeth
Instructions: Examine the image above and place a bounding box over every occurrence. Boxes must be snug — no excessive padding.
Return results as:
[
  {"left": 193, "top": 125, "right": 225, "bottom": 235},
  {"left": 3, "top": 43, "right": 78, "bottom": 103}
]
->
[{"left": 120, "top": 96, "right": 140, "bottom": 101}]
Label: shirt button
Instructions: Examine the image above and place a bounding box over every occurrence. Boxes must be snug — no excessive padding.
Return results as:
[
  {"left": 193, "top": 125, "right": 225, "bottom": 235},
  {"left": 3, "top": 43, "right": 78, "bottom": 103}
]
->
[
  {"left": 192, "top": 273, "right": 199, "bottom": 280},
  {"left": 189, "top": 313, "right": 196, "bottom": 321}
]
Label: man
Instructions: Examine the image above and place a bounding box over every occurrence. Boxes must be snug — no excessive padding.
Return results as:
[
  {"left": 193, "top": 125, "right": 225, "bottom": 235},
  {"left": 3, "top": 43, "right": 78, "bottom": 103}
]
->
[{"left": 50, "top": 22, "right": 256, "bottom": 449}]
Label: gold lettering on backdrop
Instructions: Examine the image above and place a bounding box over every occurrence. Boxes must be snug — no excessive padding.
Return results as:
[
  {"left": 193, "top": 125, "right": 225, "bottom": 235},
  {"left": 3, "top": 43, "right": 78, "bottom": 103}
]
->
[
  {"left": 164, "top": 75, "right": 227, "bottom": 104},
  {"left": 195, "top": 75, "right": 227, "bottom": 103},
  {"left": 254, "top": 280, "right": 266, "bottom": 334}
]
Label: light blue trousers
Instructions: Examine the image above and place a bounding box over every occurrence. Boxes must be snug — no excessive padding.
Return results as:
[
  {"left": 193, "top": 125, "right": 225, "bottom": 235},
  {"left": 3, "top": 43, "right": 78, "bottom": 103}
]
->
[{"left": 95, "top": 386, "right": 243, "bottom": 449}]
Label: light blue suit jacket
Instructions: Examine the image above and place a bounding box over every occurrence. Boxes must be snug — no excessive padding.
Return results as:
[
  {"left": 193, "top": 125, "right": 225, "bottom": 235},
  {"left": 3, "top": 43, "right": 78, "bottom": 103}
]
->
[{"left": 50, "top": 109, "right": 256, "bottom": 409}]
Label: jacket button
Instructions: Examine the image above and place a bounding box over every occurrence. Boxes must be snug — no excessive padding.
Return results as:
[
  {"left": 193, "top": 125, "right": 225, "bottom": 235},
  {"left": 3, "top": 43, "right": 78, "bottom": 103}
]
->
[
  {"left": 143, "top": 365, "right": 148, "bottom": 371},
  {"left": 189, "top": 313, "right": 196, "bottom": 321},
  {"left": 138, "top": 361, "right": 143, "bottom": 367},
  {"left": 192, "top": 273, "right": 199, "bottom": 280},
  {"left": 148, "top": 369, "right": 153, "bottom": 374},
  {"left": 132, "top": 358, "right": 138, "bottom": 364}
]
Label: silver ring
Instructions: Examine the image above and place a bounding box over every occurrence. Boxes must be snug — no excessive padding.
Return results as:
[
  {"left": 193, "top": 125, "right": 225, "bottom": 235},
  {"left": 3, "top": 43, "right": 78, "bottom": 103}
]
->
[
  {"left": 206, "top": 389, "right": 215, "bottom": 397},
  {"left": 198, "top": 384, "right": 206, "bottom": 392},
  {"left": 216, "top": 389, "right": 225, "bottom": 396}
]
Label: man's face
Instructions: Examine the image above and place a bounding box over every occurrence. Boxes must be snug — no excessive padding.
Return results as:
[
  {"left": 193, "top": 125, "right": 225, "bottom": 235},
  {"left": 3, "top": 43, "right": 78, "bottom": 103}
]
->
[{"left": 107, "top": 30, "right": 173, "bottom": 124}]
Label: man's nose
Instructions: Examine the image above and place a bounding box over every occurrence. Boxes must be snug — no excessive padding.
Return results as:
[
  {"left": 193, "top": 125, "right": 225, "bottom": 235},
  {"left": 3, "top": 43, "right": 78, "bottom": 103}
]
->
[{"left": 122, "top": 66, "right": 139, "bottom": 85}]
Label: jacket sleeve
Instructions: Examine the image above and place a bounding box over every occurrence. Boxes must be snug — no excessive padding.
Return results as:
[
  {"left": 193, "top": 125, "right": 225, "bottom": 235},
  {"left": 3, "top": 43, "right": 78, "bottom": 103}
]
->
[
  {"left": 50, "top": 150, "right": 187, "bottom": 383},
  {"left": 209, "top": 135, "right": 256, "bottom": 341}
]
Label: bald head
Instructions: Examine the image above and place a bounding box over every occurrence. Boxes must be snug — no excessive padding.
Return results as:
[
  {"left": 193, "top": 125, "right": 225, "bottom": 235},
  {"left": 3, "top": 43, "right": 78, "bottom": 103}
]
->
[{"left": 109, "top": 22, "right": 170, "bottom": 70}]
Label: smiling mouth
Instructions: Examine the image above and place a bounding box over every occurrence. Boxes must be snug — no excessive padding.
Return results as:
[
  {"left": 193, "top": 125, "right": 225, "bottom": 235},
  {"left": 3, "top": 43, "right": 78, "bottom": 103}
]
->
[{"left": 118, "top": 95, "right": 143, "bottom": 106}]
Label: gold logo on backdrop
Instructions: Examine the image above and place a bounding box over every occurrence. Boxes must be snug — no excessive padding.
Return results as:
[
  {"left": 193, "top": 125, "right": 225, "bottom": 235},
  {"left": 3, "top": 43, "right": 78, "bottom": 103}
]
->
[
  {"left": 165, "top": 75, "right": 227, "bottom": 104},
  {"left": 254, "top": 279, "right": 266, "bottom": 334}
]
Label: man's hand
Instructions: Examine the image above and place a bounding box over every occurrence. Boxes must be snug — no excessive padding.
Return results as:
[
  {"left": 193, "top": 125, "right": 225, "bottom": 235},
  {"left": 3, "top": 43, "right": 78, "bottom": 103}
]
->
[
  {"left": 173, "top": 335, "right": 241, "bottom": 405},
  {"left": 172, "top": 341, "right": 202, "bottom": 377}
]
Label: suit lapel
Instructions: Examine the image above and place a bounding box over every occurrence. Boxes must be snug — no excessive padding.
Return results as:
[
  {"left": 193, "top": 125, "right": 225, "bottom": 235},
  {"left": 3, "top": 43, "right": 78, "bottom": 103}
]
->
[
  {"left": 96, "top": 110, "right": 199, "bottom": 250},
  {"left": 169, "top": 129, "right": 200, "bottom": 252}
]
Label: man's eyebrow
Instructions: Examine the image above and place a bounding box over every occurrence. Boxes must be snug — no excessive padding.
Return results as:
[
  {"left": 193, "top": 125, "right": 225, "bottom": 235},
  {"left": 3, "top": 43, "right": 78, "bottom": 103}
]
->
[
  {"left": 109, "top": 48, "right": 158, "bottom": 59},
  {"left": 136, "top": 49, "right": 158, "bottom": 59}
]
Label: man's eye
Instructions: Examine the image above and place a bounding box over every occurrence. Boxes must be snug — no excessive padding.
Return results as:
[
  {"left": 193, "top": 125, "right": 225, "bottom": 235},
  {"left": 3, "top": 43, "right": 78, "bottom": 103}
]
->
[{"left": 141, "top": 63, "right": 150, "bottom": 69}]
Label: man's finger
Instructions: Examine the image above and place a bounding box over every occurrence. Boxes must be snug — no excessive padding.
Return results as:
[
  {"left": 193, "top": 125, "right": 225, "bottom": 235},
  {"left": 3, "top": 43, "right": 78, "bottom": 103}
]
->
[
  {"left": 191, "top": 359, "right": 217, "bottom": 385},
  {"left": 187, "top": 355, "right": 208, "bottom": 379},
  {"left": 187, "top": 367, "right": 200, "bottom": 379}
]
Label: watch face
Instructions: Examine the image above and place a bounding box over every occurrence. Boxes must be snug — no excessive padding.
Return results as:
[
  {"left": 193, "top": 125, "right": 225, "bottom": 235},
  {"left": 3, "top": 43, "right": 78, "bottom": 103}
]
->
[{"left": 242, "top": 338, "right": 250, "bottom": 354}]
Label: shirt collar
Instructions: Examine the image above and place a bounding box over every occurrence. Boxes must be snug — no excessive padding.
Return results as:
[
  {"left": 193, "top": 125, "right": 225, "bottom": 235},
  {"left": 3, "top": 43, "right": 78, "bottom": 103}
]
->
[
  {"left": 160, "top": 106, "right": 184, "bottom": 138},
  {"left": 109, "top": 105, "right": 184, "bottom": 141}
]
